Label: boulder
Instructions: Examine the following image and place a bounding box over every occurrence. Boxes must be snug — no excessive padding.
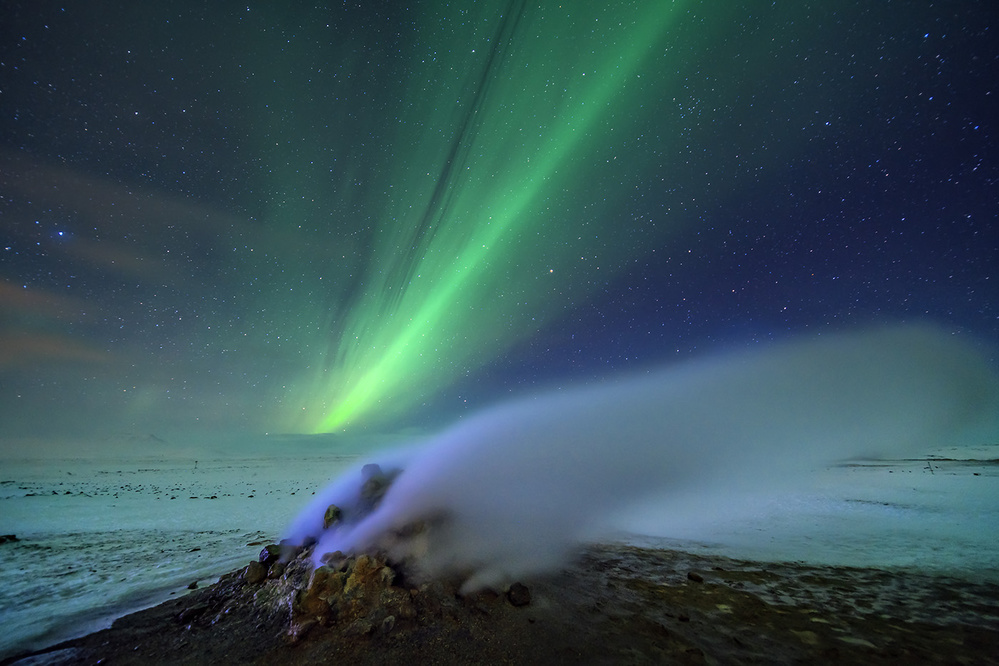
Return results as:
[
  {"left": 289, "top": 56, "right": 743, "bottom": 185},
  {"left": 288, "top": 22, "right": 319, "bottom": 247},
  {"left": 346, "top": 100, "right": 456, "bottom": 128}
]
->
[
  {"left": 244, "top": 561, "right": 268, "bottom": 585},
  {"left": 259, "top": 544, "right": 281, "bottom": 566},
  {"left": 323, "top": 504, "right": 343, "bottom": 529},
  {"left": 507, "top": 582, "right": 531, "bottom": 607},
  {"left": 359, "top": 464, "right": 400, "bottom": 512}
]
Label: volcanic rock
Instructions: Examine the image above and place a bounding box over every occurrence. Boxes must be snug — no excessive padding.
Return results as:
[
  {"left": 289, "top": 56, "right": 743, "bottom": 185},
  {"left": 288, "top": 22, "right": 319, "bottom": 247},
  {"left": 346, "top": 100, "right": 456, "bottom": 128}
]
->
[
  {"left": 507, "top": 582, "right": 531, "bottom": 607},
  {"left": 259, "top": 544, "right": 281, "bottom": 566},
  {"left": 243, "top": 560, "right": 268, "bottom": 585},
  {"left": 359, "top": 463, "right": 400, "bottom": 512},
  {"left": 322, "top": 504, "right": 342, "bottom": 529}
]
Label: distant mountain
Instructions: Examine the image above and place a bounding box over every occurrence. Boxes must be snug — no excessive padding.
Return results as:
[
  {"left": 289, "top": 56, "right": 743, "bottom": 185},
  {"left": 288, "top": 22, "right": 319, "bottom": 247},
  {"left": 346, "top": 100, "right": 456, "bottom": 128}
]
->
[{"left": 102, "top": 432, "right": 170, "bottom": 449}]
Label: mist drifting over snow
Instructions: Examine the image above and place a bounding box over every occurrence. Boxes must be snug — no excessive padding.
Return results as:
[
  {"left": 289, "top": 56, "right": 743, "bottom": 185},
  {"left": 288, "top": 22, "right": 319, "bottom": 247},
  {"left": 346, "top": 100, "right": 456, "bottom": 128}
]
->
[{"left": 287, "top": 325, "right": 998, "bottom": 591}]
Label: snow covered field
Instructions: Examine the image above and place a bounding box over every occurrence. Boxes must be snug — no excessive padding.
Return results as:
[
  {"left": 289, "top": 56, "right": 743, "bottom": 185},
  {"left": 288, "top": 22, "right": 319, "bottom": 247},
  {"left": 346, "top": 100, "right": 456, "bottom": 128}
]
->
[
  {"left": 1, "top": 445, "right": 996, "bottom": 661},
  {"left": 0, "top": 454, "right": 357, "bottom": 659},
  {"left": 622, "top": 445, "right": 999, "bottom": 581}
]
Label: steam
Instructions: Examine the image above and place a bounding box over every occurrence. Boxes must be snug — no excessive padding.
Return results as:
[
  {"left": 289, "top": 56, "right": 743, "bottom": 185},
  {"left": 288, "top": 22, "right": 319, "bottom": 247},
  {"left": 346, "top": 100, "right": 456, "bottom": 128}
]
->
[{"left": 286, "top": 325, "right": 997, "bottom": 591}]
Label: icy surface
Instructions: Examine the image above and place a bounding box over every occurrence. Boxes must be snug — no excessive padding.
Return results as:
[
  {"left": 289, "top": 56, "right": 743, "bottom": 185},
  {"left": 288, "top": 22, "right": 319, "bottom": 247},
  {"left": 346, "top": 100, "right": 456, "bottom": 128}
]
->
[
  {"left": 0, "top": 455, "right": 356, "bottom": 660},
  {"left": 621, "top": 446, "right": 999, "bottom": 581}
]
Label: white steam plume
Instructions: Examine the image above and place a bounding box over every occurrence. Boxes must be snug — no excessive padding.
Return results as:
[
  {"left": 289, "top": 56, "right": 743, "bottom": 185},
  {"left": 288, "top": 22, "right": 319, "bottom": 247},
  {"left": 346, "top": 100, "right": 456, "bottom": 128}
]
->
[{"left": 286, "top": 325, "right": 998, "bottom": 591}]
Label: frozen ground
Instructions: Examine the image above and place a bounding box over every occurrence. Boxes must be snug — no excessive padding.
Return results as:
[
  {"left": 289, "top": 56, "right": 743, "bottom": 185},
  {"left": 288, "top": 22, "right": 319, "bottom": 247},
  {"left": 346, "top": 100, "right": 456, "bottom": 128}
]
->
[
  {"left": 1, "top": 444, "right": 996, "bottom": 660},
  {"left": 0, "top": 454, "right": 357, "bottom": 660},
  {"left": 621, "top": 444, "right": 999, "bottom": 581}
]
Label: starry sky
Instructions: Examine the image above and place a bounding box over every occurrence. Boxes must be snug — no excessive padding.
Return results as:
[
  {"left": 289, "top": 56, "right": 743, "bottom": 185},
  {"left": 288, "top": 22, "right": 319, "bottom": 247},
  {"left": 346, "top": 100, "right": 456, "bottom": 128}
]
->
[{"left": 1, "top": 1, "right": 997, "bottom": 450}]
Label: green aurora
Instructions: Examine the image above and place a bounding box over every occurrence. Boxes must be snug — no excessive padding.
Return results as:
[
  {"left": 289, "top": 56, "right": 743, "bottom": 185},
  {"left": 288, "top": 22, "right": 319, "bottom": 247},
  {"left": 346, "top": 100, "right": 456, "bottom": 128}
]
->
[
  {"left": 298, "top": 2, "right": 686, "bottom": 431},
  {"left": 255, "top": 0, "right": 850, "bottom": 433}
]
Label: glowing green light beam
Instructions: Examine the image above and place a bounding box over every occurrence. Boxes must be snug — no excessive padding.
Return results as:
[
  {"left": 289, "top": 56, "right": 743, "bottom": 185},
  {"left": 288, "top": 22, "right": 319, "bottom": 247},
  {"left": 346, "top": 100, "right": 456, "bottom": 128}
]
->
[{"left": 297, "top": 1, "right": 689, "bottom": 432}]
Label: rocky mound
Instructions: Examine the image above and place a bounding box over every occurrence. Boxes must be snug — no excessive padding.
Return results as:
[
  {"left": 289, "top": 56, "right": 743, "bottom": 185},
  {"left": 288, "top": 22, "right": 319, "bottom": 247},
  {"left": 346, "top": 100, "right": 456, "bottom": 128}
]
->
[{"left": 249, "top": 539, "right": 533, "bottom": 646}]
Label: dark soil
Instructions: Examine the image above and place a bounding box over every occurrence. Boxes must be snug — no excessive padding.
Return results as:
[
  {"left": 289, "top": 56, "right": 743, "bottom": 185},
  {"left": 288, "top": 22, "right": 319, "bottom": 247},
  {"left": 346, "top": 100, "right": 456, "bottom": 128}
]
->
[{"left": 5, "top": 544, "right": 998, "bottom": 665}]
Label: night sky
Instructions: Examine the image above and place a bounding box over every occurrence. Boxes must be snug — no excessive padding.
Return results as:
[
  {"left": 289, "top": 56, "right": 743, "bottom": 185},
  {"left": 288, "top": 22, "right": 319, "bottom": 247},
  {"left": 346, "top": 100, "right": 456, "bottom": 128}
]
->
[{"left": 1, "top": 1, "right": 997, "bottom": 450}]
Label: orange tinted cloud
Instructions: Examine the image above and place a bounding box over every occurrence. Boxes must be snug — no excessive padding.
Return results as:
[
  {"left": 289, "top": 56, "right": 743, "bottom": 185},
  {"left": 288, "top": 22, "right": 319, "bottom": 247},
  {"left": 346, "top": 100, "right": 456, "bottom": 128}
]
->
[
  {"left": 0, "top": 280, "right": 85, "bottom": 319},
  {"left": 0, "top": 333, "right": 110, "bottom": 369}
]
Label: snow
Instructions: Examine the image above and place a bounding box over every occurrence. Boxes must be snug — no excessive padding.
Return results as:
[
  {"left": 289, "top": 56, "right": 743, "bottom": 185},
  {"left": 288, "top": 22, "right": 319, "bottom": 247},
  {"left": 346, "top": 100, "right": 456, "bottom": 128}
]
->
[
  {"left": 0, "top": 455, "right": 356, "bottom": 660},
  {"left": 622, "top": 447, "right": 999, "bottom": 581}
]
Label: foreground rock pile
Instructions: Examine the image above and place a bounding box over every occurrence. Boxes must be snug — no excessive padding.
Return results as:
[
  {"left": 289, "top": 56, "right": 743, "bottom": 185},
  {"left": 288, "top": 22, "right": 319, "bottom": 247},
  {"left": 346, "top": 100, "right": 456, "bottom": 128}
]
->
[
  {"left": 292, "top": 551, "right": 414, "bottom": 638},
  {"left": 247, "top": 541, "right": 530, "bottom": 645},
  {"left": 216, "top": 460, "right": 538, "bottom": 649},
  {"left": 171, "top": 531, "right": 536, "bottom": 656}
]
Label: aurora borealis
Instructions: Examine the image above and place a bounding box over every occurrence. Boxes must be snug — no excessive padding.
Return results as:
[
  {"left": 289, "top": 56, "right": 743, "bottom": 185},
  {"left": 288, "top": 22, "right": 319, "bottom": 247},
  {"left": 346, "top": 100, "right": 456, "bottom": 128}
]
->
[
  {"left": 1, "top": 1, "right": 997, "bottom": 448},
  {"left": 301, "top": 2, "right": 681, "bottom": 431}
]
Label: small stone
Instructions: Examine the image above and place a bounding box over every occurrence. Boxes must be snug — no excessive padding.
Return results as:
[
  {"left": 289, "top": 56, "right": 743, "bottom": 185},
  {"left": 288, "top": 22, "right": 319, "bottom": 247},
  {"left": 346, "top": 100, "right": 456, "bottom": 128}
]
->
[
  {"left": 177, "top": 603, "right": 209, "bottom": 624},
  {"left": 380, "top": 587, "right": 418, "bottom": 620},
  {"left": 286, "top": 619, "right": 317, "bottom": 644},
  {"left": 323, "top": 504, "right": 343, "bottom": 529},
  {"left": 279, "top": 538, "right": 303, "bottom": 561},
  {"left": 320, "top": 550, "right": 349, "bottom": 569},
  {"left": 187, "top": 580, "right": 198, "bottom": 590},
  {"left": 359, "top": 464, "right": 400, "bottom": 511},
  {"left": 345, "top": 618, "right": 374, "bottom": 636},
  {"left": 507, "top": 582, "right": 531, "bottom": 607},
  {"left": 0, "top": 534, "right": 18, "bottom": 544},
  {"left": 244, "top": 560, "right": 268, "bottom": 585},
  {"left": 793, "top": 629, "right": 820, "bottom": 645},
  {"left": 381, "top": 614, "right": 396, "bottom": 633},
  {"left": 259, "top": 544, "right": 281, "bottom": 566},
  {"left": 687, "top": 571, "right": 704, "bottom": 583},
  {"left": 306, "top": 565, "right": 332, "bottom": 591},
  {"left": 296, "top": 565, "right": 342, "bottom": 619}
]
